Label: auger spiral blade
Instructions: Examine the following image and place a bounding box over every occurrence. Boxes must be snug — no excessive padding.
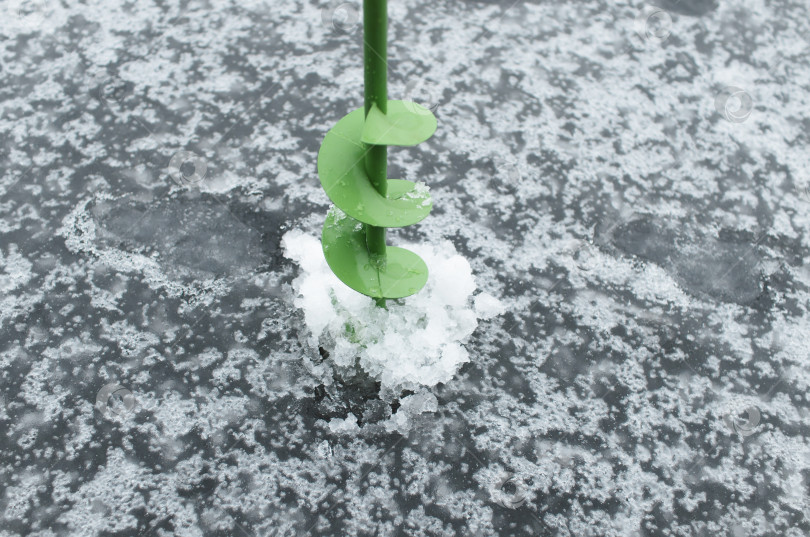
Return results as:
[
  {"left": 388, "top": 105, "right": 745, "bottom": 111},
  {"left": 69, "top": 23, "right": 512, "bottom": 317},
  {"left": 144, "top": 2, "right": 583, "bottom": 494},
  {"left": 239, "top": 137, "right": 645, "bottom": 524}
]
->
[{"left": 317, "top": 0, "right": 437, "bottom": 303}]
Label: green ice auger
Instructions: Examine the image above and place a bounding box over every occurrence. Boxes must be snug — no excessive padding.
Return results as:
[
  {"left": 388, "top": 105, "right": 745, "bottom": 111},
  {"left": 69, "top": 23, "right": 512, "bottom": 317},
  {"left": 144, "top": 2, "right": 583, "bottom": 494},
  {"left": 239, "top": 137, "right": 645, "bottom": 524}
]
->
[{"left": 318, "top": 0, "right": 437, "bottom": 307}]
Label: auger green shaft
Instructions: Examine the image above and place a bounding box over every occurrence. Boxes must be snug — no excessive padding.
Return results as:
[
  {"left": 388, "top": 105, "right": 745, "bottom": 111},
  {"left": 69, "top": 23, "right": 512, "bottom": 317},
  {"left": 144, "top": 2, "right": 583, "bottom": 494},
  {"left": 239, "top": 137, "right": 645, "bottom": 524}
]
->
[
  {"left": 318, "top": 0, "right": 438, "bottom": 306},
  {"left": 363, "top": 0, "right": 388, "bottom": 274}
]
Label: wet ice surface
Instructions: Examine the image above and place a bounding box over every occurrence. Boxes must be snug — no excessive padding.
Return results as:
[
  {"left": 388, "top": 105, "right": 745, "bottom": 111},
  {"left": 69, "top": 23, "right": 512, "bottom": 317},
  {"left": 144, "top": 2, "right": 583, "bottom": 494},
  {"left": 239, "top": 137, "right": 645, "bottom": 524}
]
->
[{"left": 1, "top": 0, "right": 810, "bottom": 535}]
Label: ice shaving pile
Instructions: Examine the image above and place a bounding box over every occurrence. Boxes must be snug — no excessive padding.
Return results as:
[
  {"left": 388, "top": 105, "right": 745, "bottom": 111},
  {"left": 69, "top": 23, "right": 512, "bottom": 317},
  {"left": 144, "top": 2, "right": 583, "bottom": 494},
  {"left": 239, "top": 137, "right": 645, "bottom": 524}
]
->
[{"left": 282, "top": 229, "right": 504, "bottom": 395}]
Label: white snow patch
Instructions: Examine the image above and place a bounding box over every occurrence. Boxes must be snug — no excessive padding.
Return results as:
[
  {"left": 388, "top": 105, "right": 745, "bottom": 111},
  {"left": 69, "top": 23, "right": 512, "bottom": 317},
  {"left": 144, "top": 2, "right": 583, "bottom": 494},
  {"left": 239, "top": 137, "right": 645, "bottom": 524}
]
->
[
  {"left": 328, "top": 414, "right": 360, "bottom": 434},
  {"left": 281, "top": 229, "right": 502, "bottom": 393}
]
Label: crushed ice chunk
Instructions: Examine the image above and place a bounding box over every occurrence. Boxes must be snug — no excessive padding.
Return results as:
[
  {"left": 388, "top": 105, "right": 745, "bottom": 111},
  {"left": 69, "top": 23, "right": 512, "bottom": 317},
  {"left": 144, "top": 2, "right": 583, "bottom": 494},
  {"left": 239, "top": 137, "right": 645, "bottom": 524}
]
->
[
  {"left": 384, "top": 390, "right": 438, "bottom": 433},
  {"left": 474, "top": 292, "right": 506, "bottom": 319},
  {"left": 327, "top": 414, "right": 360, "bottom": 433},
  {"left": 282, "top": 230, "right": 503, "bottom": 399},
  {"left": 326, "top": 205, "right": 348, "bottom": 223},
  {"left": 401, "top": 181, "right": 431, "bottom": 208},
  {"left": 315, "top": 440, "right": 333, "bottom": 458},
  {"left": 410, "top": 181, "right": 430, "bottom": 197}
]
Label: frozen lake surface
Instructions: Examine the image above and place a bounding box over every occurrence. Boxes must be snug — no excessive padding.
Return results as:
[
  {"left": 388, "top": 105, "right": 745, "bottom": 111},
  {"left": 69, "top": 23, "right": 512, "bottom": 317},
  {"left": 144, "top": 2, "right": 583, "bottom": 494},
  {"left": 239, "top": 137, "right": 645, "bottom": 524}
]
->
[{"left": 2, "top": 0, "right": 809, "bottom": 535}]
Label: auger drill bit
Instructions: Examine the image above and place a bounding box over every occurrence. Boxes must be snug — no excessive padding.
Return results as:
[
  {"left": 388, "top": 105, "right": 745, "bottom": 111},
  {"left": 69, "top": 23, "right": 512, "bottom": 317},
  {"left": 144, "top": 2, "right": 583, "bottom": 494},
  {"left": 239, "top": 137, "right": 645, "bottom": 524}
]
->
[{"left": 318, "top": 0, "right": 437, "bottom": 308}]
